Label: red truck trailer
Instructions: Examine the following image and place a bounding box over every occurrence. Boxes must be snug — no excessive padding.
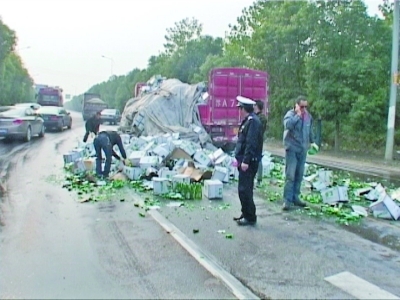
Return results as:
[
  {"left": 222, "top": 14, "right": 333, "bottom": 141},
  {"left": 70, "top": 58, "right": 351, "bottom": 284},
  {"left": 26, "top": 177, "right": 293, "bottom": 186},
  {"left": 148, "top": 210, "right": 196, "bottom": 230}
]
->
[
  {"left": 198, "top": 67, "right": 269, "bottom": 147},
  {"left": 134, "top": 82, "right": 147, "bottom": 98},
  {"left": 37, "top": 86, "right": 64, "bottom": 107}
]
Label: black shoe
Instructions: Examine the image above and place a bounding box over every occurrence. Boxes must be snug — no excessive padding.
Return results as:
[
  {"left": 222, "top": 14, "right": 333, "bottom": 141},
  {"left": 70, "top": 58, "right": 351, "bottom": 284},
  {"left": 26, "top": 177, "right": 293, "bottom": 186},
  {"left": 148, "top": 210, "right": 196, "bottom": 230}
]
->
[
  {"left": 233, "top": 215, "right": 243, "bottom": 221},
  {"left": 282, "top": 202, "right": 292, "bottom": 211},
  {"left": 237, "top": 218, "right": 256, "bottom": 226},
  {"left": 293, "top": 200, "right": 307, "bottom": 207}
]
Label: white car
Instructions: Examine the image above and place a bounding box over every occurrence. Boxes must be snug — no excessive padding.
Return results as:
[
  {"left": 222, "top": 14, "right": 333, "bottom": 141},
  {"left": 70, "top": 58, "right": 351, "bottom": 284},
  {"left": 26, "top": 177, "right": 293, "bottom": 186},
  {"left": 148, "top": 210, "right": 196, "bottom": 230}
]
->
[{"left": 15, "top": 103, "right": 42, "bottom": 111}]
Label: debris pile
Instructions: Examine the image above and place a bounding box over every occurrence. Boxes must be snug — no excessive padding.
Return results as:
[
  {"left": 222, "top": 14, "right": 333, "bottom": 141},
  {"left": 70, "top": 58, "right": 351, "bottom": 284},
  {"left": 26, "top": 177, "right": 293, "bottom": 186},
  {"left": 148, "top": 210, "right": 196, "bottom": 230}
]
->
[
  {"left": 303, "top": 167, "right": 400, "bottom": 222},
  {"left": 62, "top": 132, "right": 249, "bottom": 202}
]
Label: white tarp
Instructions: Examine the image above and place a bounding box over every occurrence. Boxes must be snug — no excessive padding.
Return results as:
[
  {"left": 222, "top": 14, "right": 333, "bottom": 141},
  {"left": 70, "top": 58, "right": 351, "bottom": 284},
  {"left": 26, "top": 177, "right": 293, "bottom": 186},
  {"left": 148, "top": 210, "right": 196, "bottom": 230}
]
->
[{"left": 120, "top": 78, "right": 210, "bottom": 143}]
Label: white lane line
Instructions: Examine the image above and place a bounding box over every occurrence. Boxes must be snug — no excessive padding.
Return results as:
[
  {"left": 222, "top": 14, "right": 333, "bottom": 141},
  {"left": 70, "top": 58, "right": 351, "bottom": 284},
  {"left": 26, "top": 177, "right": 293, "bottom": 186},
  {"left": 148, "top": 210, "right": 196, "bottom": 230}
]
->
[
  {"left": 325, "top": 271, "right": 399, "bottom": 300},
  {"left": 148, "top": 210, "right": 260, "bottom": 300}
]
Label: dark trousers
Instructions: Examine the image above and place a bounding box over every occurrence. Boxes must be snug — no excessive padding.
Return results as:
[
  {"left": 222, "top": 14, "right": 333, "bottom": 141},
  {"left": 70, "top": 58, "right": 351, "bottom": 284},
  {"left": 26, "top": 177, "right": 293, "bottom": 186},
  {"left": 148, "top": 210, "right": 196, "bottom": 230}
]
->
[
  {"left": 238, "top": 161, "right": 258, "bottom": 222},
  {"left": 283, "top": 148, "right": 307, "bottom": 203},
  {"left": 83, "top": 131, "right": 90, "bottom": 143},
  {"left": 93, "top": 133, "right": 112, "bottom": 177}
]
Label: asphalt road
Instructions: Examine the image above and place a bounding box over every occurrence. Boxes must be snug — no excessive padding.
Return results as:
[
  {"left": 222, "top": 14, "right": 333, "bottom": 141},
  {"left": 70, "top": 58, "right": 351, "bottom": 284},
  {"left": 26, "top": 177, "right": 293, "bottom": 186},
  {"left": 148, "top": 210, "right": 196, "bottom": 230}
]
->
[
  {"left": 1, "top": 112, "right": 399, "bottom": 299},
  {"left": 0, "top": 112, "right": 234, "bottom": 299}
]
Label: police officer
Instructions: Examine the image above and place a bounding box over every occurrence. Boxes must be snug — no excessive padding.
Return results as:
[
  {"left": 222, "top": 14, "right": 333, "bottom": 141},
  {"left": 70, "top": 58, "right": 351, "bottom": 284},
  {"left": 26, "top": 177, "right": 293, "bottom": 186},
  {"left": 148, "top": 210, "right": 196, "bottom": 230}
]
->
[
  {"left": 83, "top": 111, "right": 101, "bottom": 143},
  {"left": 233, "top": 96, "right": 263, "bottom": 226},
  {"left": 94, "top": 130, "right": 127, "bottom": 179}
]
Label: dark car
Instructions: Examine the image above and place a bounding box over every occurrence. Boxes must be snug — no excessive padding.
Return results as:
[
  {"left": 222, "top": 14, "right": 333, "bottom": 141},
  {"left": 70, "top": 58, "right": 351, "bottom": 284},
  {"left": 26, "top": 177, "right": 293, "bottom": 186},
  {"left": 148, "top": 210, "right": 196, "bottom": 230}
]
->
[
  {"left": 100, "top": 109, "right": 121, "bottom": 125},
  {"left": 37, "top": 106, "right": 72, "bottom": 131}
]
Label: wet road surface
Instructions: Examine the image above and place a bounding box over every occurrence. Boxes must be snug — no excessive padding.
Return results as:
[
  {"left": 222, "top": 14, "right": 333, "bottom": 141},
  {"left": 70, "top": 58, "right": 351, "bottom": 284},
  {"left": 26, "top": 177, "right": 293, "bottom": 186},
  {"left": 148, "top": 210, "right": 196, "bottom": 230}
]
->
[
  {"left": 0, "top": 113, "right": 234, "bottom": 299},
  {"left": 1, "top": 112, "right": 400, "bottom": 299}
]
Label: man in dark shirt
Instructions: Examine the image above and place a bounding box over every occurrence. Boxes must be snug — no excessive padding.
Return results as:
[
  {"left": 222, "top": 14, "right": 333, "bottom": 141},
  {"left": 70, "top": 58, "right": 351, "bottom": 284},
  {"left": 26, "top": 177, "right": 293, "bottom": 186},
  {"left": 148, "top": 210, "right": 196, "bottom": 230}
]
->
[
  {"left": 83, "top": 112, "right": 101, "bottom": 143},
  {"left": 93, "top": 130, "right": 127, "bottom": 179},
  {"left": 233, "top": 96, "right": 263, "bottom": 226},
  {"left": 254, "top": 100, "right": 268, "bottom": 186}
]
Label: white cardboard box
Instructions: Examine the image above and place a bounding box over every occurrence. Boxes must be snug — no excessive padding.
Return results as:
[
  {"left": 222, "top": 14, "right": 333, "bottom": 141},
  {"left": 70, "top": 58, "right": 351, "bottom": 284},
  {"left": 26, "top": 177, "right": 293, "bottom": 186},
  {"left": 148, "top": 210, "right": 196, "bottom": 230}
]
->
[
  {"left": 152, "top": 143, "right": 171, "bottom": 160},
  {"left": 172, "top": 174, "right": 191, "bottom": 186},
  {"left": 209, "top": 148, "right": 224, "bottom": 162},
  {"left": 203, "top": 179, "right": 223, "bottom": 199},
  {"left": 153, "top": 177, "right": 171, "bottom": 195},
  {"left": 128, "top": 151, "right": 146, "bottom": 167},
  {"left": 158, "top": 167, "right": 178, "bottom": 180},
  {"left": 72, "top": 148, "right": 86, "bottom": 159},
  {"left": 123, "top": 166, "right": 142, "bottom": 180},
  {"left": 179, "top": 141, "right": 197, "bottom": 157},
  {"left": 120, "top": 134, "right": 131, "bottom": 145},
  {"left": 73, "top": 159, "right": 86, "bottom": 174},
  {"left": 321, "top": 186, "right": 349, "bottom": 204},
  {"left": 194, "top": 150, "right": 211, "bottom": 167},
  {"left": 378, "top": 192, "right": 400, "bottom": 220},
  {"left": 211, "top": 166, "right": 229, "bottom": 183},
  {"left": 318, "top": 170, "right": 333, "bottom": 186},
  {"left": 63, "top": 152, "right": 80, "bottom": 164},
  {"left": 140, "top": 156, "right": 159, "bottom": 169}
]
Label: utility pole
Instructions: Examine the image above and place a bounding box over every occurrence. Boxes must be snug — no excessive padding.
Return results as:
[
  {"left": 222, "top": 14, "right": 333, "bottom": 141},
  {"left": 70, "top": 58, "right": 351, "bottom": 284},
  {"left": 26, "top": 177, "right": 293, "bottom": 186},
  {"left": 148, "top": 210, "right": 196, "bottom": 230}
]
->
[{"left": 385, "top": 0, "right": 400, "bottom": 160}]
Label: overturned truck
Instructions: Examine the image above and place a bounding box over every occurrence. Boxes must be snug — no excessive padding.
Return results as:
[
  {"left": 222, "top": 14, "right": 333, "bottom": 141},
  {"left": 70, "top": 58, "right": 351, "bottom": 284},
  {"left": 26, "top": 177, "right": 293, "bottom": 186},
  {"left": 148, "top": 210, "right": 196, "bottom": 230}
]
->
[{"left": 120, "top": 78, "right": 210, "bottom": 144}]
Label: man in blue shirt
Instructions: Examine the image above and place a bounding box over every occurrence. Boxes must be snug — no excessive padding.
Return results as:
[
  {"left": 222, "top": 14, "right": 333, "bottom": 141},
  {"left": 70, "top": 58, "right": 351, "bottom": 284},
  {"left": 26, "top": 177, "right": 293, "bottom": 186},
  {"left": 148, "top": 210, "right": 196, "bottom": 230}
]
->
[
  {"left": 94, "top": 130, "right": 127, "bottom": 179},
  {"left": 282, "top": 96, "right": 318, "bottom": 211}
]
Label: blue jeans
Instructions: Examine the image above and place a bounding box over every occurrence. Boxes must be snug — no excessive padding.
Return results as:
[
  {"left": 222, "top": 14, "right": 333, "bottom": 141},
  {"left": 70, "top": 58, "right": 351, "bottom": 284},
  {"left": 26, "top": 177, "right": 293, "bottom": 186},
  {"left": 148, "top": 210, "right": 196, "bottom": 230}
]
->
[
  {"left": 283, "top": 149, "right": 307, "bottom": 203},
  {"left": 93, "top": 134, "right": 112, "bottom": 177}
]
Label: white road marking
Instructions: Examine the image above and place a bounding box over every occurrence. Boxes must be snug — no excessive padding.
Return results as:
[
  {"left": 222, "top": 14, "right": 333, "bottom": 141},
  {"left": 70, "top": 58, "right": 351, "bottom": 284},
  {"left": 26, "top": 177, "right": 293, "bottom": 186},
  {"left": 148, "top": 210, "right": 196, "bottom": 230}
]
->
[
  {"left": 148, "top": 210, "right": 260, "bottom": 300},
  {"left": 325, "top": 271, "right": 399, "bottom": 300}
]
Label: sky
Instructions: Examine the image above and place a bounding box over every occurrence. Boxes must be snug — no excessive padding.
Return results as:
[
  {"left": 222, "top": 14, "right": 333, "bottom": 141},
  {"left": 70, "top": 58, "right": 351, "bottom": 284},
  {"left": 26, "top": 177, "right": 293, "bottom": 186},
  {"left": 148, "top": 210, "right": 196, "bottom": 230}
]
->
[{"left": 0, "top": 0, "right": 383, "bottom": 98}]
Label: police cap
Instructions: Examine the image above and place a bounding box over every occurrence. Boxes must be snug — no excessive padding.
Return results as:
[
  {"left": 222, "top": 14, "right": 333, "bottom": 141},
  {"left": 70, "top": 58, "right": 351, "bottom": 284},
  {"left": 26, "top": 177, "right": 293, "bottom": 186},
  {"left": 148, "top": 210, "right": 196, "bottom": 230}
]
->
[{"left": 236, "top": 95, "right": 256, "bottom": 107}]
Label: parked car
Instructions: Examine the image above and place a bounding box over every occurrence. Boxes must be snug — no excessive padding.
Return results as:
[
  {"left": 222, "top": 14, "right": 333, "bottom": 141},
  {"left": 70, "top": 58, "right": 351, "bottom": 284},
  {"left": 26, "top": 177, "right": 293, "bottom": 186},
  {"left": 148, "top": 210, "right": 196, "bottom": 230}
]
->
[
  {"left": 100, "top": 109, "right": 121, "bottom": 125},
  {"left": 37, "top": 106, "right": 72, "bottom": 131},
  {"left": 15, "top": 103, "right": 42, "bottom": 111},
  {"left": 0, "top": 106, "right": 45, "bottom": 142}
]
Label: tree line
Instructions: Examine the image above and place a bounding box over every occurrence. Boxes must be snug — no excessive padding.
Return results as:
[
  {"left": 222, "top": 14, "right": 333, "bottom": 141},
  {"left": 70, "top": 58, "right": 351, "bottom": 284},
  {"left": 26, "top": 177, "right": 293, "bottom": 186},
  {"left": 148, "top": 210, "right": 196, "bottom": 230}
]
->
[
  {"left": 0, "top": 18, "right": 34, "bottom": 106},
  {"left": 0, "top": 1, "right": 397, "bottom": 153}
]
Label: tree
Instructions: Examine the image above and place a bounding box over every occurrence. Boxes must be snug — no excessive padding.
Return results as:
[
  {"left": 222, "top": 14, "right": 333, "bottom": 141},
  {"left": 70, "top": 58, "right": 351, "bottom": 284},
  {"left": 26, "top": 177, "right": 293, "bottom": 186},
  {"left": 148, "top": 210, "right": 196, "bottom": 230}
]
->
[{"left": 164, "top": 17, "right": 203, "bottom": 55}]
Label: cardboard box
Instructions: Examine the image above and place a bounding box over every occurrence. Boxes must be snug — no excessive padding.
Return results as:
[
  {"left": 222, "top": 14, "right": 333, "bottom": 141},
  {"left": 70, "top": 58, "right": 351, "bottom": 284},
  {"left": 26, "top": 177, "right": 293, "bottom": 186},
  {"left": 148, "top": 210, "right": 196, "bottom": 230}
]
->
[
  {"left": 378, "top": 192, "right": 400, "bottom": 220},
  {"left": 261, "top": 160, "right": 274, "bottom": 177},
  {"left": 318, "top": 170, "right": 333, "bottom": 186},
  {"left": 85, "top": 142, "right": 96, "bottom": 156},
  {"left": 139, "top": 156, "right": 159, "bottom": 169},
  {"left": 128, "top": 151, "right": 146, "bottom": 167},
  {"left": 158, "top": 167, "right": 178, "bottom": 180},
  {"left": 120, "top": 134, "right": 131, "bottom": 145},
  {"left": 172, "top": 174, "right": 191, "bottom": 186},
  {"left": 209, "top": 148, "right": 224, "bottom": 162},
  {"left": 152, "top": 143, "right": 171, "bottom": 160},
  {"left": 369, "top": 199, "right": 393, "bottom": 220},
  {"left": 178, "top": 166, "right": 212, "bottom": 182},
  {"left": 123, "top": 166, "right": 142, "bottom": 180},
  {"left": 153, "top": 177, "right": 171, "bottom": 195},
  {"left": 211, "top": 166, "right": 229, "bottom": 182},
  {"left": 72, "top": 148, "right": 86, "bottom": 159},
  {"left": 73, "top": 159, "right": 86, "bottom": 174},
  {"left": 179, "top": 141, "right": 198, "bottom": 157},
  {"left": 215, "top": 154, "right": 232, "bottom": 167},
  {"left": 193, "top": 150, "right": 211, "bottom": 166},
  {"left": 203, "top": 179, "right": 223, "bottom": 199},
  {"left": 63, "top": 152, "right": 80, "bottom": 164},
  {"left": 83, "top": 158, "right": 96, "bottom": 171},
  {"left": 321, "top": 186, "right": 349, "bottom": 204}
]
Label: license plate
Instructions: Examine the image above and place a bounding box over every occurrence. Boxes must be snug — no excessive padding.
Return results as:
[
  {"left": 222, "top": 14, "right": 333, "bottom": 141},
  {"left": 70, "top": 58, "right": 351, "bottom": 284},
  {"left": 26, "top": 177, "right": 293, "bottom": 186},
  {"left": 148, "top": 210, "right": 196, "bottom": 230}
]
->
[
  {"left": 0, "top": 129, "right": 7, "bottom": 134},
  {"left": 233, "top": 128, "right": 239, "bottom": 135}
]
